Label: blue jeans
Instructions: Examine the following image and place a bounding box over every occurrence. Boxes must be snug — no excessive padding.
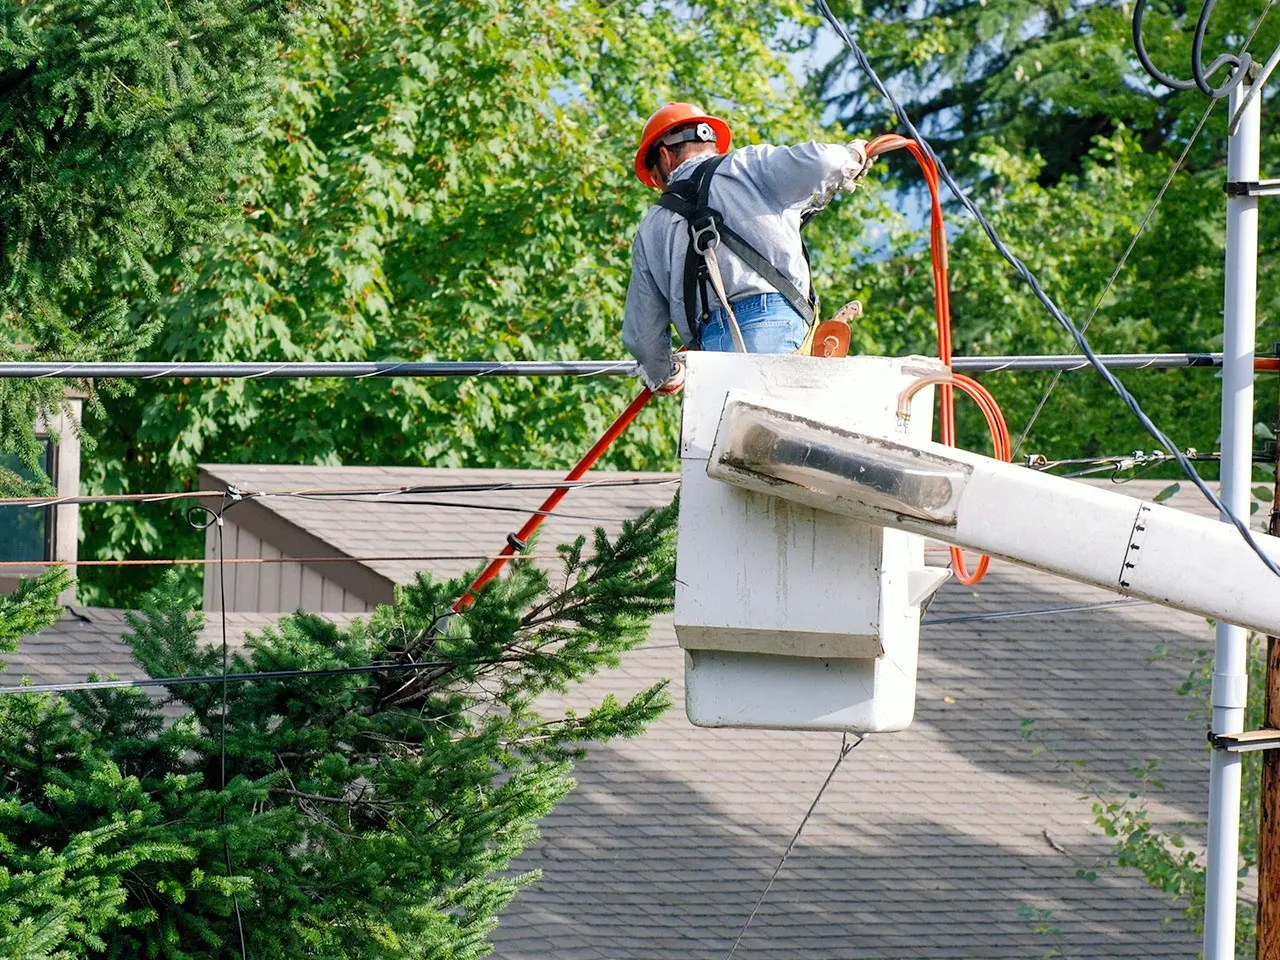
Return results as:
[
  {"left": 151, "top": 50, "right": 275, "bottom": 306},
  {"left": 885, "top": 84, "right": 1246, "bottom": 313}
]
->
[{"left": 699, "top": 293, "right": 808, "bottom": 354}]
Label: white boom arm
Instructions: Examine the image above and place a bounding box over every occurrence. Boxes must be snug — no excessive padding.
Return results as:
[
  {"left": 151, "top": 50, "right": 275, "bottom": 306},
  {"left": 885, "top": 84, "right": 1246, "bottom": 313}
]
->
[{"left": 707, "top": 393, "right": 1280, "bottom": 636}]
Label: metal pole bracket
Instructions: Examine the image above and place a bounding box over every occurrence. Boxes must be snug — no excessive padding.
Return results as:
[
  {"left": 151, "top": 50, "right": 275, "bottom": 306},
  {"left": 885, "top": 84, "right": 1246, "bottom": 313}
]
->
[
  {"left": 1211, "top": 729, "right": 1280, "bottom": 753},
  {"left": 1225, "top": 179, "right": 1280, "bottom": 196}
]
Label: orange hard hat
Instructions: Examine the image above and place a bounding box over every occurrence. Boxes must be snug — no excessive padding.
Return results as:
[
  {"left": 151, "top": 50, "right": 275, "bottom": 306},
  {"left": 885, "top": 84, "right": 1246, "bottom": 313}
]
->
[{"left": 634, "top": 102, "right": 731, "bottom": 189}]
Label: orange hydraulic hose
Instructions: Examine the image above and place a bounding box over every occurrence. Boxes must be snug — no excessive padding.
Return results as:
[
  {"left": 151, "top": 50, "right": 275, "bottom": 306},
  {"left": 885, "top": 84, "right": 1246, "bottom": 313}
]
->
[
  {"left": 867, "top": 133, "right": 1011, "bottom": 584},
  {"left": 453, "top": 387, "right": 656, "bottom": 611}
]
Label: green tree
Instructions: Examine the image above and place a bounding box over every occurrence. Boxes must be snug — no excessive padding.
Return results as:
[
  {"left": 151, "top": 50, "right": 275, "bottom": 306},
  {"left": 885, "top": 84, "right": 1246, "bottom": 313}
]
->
[
  {"left": 0, "top": 570, "right": 154, "bottom": 960},
  {"left": 0, "top": 501, "right": 676, "bottom": 958},
  {"left": 0, "top": 0, "right": 300, "bottom": 464},
  {"left": 0, "top": 1, "right": 307, "bottom": 953},
  {"left": 809, "top": 0, "right": 1280, "bottom": 468},
  {"left": 814, "top": 0, "right": 1271, "bottom": 182},
  {"left": 79, "top": 0, "right": 896, "bottom": 605},
  {"left": 83, "top": 0, "right": 1280, "bottom": 609}
]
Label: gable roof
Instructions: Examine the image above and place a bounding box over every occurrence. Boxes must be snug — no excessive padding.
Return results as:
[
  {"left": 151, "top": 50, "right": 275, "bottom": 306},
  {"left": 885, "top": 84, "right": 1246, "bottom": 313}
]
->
[{"left": 197, "top": 464, "right": 679, "bottom": 589}]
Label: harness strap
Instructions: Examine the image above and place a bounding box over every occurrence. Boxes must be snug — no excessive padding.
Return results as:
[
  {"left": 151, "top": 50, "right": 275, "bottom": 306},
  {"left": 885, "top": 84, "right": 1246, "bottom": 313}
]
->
[
  {"left": 657, "top": 154, "right": 817, "bottom": 346},
  {"left": 659, "top": 157, "right": 722, "bottom": 345},
  {"left": 702, "top": 246, "right": 747, "bottom": 352}
]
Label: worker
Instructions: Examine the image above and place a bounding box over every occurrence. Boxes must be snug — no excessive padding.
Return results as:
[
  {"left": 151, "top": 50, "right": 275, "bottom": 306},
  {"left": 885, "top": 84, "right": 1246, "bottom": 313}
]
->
[{"left": 622, "top": 102, "right": 872, "bottom": 393}]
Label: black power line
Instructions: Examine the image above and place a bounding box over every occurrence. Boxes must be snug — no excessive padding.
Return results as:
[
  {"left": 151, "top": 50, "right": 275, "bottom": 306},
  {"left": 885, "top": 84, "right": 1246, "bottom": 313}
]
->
[{"left": 815, "top": 0, "right": 1280, "bottom": 581}]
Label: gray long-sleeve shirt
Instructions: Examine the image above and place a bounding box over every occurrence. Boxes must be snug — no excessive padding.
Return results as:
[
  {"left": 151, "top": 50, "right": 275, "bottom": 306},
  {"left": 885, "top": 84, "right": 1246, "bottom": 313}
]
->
[{"left": 621, "top": 141, "right": 856, "bottom": 388}]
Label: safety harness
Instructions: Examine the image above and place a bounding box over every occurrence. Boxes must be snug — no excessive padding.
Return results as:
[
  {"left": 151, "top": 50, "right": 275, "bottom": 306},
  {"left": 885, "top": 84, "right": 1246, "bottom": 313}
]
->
[{"left": 657, "top": 154, "right": 817, "bottom": 349}]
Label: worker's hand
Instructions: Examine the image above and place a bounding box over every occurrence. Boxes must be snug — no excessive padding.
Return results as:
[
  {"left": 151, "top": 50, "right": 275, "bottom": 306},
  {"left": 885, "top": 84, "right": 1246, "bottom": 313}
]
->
[
  {"left": 655, "top": 358, "right": 686, "bottom": 395},
  {"left": 842, "top": 139, "right": 872, "bottom": 190}
]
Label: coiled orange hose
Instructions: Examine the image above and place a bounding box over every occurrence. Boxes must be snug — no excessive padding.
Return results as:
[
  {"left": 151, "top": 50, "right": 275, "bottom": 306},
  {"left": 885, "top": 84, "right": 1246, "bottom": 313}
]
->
[{"left": 867, "top": 134, "right": 1011, "bottom": 584}]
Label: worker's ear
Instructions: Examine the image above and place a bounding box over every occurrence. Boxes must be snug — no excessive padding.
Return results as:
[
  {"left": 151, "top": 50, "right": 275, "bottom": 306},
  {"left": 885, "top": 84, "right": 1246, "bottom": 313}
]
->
[{"left": 654, "top": 144, "right": 673, "bottom": 184}]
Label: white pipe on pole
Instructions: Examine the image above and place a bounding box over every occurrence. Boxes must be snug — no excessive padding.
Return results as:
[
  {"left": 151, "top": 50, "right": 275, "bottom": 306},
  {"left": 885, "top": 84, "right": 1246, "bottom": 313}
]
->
[{"left": 1204, "top": 72, "right": 1261, "bottom": 960}]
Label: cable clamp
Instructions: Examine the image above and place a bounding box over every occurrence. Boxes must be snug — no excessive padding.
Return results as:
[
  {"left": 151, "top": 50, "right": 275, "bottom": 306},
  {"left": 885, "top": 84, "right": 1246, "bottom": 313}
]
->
[
  {"left": 506, "top": 533, "right": 528, "bottom": 553},
  {"left": 1211, "top": 671, "right": 1248, "bottom": 709}
]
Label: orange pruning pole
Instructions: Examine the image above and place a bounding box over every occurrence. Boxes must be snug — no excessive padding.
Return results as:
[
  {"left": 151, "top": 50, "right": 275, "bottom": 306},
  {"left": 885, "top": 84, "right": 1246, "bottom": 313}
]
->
[{"left": 453, "top": 387, "right": 656, "bottom": 611}]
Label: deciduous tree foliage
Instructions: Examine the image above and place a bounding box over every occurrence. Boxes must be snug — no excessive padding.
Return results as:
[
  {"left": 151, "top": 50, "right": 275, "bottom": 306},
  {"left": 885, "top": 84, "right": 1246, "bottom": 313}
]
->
[
  {"left": 0, "top": 503, "right": 676, "bottom": 958},
  {"left": 80, "top": 0, "right": 892, "bottom": 604},
  {"left": 84, "top": 0, "right": 1280, "bottom": 605},
  {"left": 811, "top": 0, "right": 1280, "bottom": 464}
]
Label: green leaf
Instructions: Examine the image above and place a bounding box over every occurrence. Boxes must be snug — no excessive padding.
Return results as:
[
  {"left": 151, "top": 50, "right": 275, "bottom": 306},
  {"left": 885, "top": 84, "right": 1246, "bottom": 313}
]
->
[{"left": 1152, "top": 483, "right": 1181, "bottom": 504}]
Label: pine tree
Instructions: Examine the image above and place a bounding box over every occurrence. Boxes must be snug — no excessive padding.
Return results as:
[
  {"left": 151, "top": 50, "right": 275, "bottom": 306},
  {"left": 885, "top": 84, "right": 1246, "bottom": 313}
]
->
[
  {"left": 0, "top": 501, "right": 677, "bottom": 957},
  {"left": 0, "top": 4, "right": 309, "bottom": 953},
  {"left": 0, "top": 569, "right": 192, "bottom": 960},
  {"left": 0, "top": 0, "right": 299, "bottom": 463}
]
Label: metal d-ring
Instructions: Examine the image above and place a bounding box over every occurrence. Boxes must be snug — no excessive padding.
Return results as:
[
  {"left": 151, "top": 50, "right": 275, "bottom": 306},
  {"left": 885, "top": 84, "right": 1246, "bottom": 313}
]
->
[{"left": 691, "top": 216, "right": 721, "bottom": 255}]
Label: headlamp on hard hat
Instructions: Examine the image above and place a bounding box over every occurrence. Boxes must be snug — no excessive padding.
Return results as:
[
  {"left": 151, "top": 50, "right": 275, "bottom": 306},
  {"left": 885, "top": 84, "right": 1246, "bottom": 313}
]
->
[
  {"left": 635, "top": 104, "right": 732, "bottom": 188},
  {"left": 646, "top": 121, "right": 718, "bottom": 168}
]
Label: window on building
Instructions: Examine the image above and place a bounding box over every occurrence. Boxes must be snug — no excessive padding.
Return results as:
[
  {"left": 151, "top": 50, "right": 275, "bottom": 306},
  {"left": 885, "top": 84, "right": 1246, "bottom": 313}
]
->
[{"left": 0, "top": 441, "right": 54, "bottom": 562}]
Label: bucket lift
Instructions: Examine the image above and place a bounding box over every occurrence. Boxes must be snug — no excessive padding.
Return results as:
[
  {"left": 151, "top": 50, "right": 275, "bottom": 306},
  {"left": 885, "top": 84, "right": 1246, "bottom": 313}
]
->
[
  {"left": 675, "top": 353, "right": 1280, "bottom": 734},
  {"left": 675, "top": 352, "right": 951, "bottom": 733}
]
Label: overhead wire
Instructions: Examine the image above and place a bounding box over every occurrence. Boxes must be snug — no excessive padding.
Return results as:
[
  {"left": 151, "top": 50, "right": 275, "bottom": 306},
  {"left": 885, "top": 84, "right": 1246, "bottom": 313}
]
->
[
  {"left": 0, "top": 553, "right": 567, "bottom": 568},
  {"left": 960, "top": 352, "right": 1280, "bottom": 373},
  {"left": 270, "top": 495, "right": 652, "bottom": 524},
  {"left": 1012, "top": 96, "right": 1220, "bottom": 458},
  {"left": 1016, "top": 0, "right": 1280, "bottom": 452},
  {"left": 0, "top": 352, "right": 1270, "bottom": 379},
  {"left": 187, "top": 497, "right": 249, "bottom": 960},
  {"left": 923, "top": 597, "right": 1150, "bottom": 625},
  {"left": 454, "top": 388, "right": 657, "bottom": 610},
  {"left": 724, "top": 734, "right": 862, "bottom": 959},
  {"left": 0, "top": 660, "right": 454, "bottom": 697},
  {"left": 816, "top": 0, "right": 1280, "bottom": 581},
  {"left": 0, "top": 359, "right": 641, "bottom": 380},
  {"left": 0, "top": 476, "right": 679, "bottom": 509},
  {"left": 1133, "top": 0, "right": 1257, "bottom": 98}
]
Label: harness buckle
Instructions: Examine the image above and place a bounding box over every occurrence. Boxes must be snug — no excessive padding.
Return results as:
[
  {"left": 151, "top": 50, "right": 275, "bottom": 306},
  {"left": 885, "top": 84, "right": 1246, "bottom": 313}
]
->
[{"left": 691, "top": 215, "right": 721, "bottom": 255}]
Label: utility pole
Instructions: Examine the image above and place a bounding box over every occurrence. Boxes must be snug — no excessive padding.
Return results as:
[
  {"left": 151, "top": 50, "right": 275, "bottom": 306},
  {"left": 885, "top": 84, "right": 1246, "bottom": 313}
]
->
[
  {"left": 1205, "top": 70, "right": 1260, "bottom": 960},
  {"left": 1259, "top": 367, "right": 1280, "bottom": 959}
]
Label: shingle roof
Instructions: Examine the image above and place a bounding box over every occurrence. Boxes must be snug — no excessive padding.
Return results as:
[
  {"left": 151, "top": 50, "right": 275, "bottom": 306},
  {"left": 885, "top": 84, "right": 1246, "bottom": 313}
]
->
[
  {"left": 0, "top": 608, "right": 361, "bottom": 688},
  {"left": 197, "top": 464, "right": 679, "bottom": 585},
  {"left": 3, "top": 472, "right": 1245, "bottom": 956},
  {"left": 2, "top": 605, "right": 137, "bottom": 685},
  {"left": 493, "top": 553, "right": 1215, "bottom": 959}
]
